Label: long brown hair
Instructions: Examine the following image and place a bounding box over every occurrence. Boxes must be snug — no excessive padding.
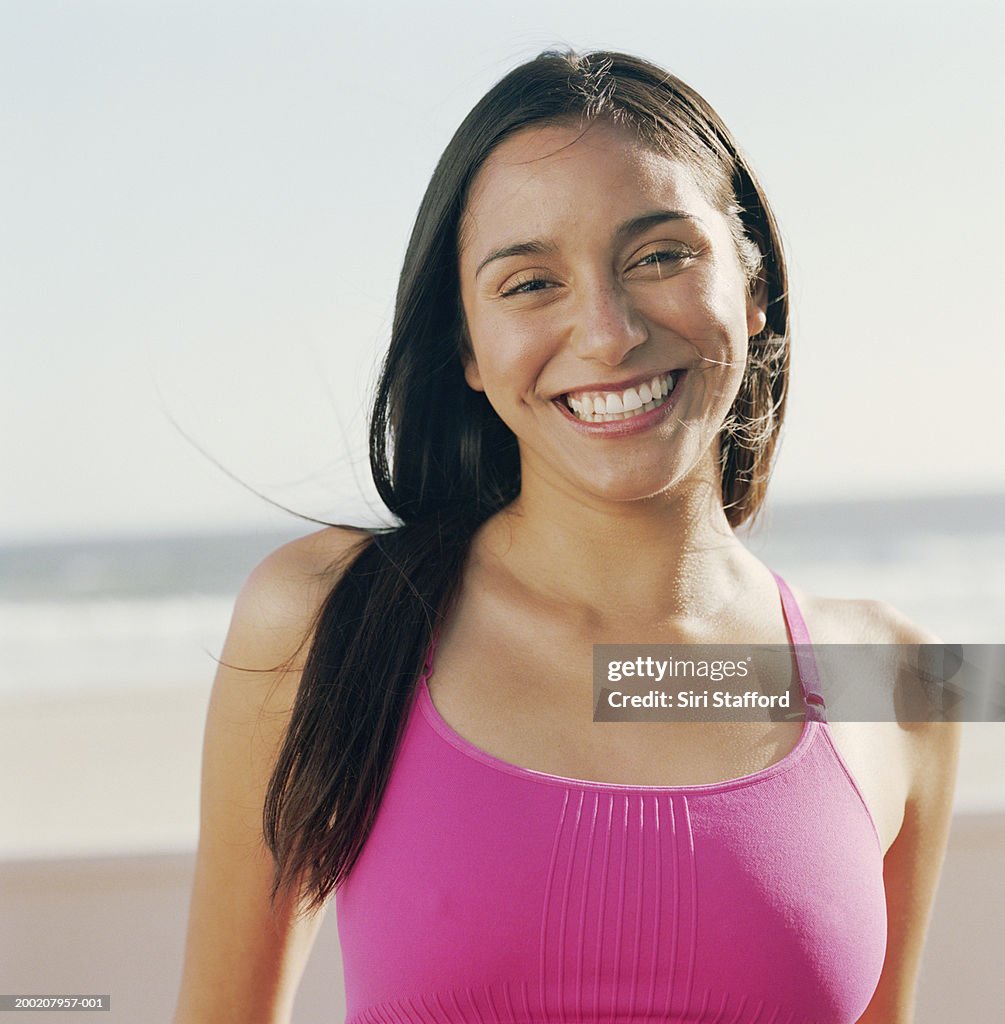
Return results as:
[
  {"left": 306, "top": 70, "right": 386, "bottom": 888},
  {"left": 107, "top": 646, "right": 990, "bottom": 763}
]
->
[{"left": 263, "top": 49, "right": 790, "bottom": 912}]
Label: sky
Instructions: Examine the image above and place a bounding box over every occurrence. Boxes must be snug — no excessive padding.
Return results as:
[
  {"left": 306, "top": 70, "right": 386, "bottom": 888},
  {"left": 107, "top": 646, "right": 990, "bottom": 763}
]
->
[{"left": 3, "top": 0, "right": 1004, "bottom": 542}]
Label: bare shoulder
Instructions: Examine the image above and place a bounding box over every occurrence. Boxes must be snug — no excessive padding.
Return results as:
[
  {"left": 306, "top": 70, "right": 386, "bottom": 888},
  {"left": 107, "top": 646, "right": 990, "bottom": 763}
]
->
[
  {"left": 196, "top": 524, "right": 372, "bottom": 762},
  {"left": 785, "top": 580, "right": 961, "bottom": 796},
  {"left": 790, "top": 580, "right": 958, "bottom": 718},
  {"left": 234, "top": 525, "right": 373, "bottom": 655},
  {"left": 786, "top": 581, "right": 941, "bottom": 645}
]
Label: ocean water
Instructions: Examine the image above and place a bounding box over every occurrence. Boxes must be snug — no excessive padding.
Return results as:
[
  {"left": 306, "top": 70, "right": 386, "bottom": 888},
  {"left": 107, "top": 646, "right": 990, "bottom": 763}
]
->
[
  {"left": 0, "top": 531, "right": 301, "bottom": 697},
  {"left": 740, "top": 493, "right": 1005, "bottom": 644},
  {"left": 1, "top": 492, "right": 1003, "bottom": 698}
]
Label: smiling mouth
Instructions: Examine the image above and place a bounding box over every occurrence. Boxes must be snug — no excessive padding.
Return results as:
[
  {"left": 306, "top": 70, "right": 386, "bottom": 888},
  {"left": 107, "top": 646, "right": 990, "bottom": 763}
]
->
[{"left": 560, "top": 372, "right": 679, "bottom": 423}]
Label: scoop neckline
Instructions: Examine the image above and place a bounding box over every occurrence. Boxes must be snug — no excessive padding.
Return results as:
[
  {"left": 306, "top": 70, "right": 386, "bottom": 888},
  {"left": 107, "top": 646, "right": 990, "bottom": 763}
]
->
[{"left": 417, "top": 677, "right": 819, "bottom": 795}]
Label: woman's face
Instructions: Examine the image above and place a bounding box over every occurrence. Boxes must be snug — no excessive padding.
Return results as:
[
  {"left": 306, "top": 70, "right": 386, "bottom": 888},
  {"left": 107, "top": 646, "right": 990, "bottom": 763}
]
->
[{"left": 457, "top": 118, "right": 767, "bottom": 507}]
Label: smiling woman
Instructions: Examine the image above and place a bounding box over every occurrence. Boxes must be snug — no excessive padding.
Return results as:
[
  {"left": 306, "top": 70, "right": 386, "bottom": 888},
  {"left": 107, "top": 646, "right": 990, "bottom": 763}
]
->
[
  {"left": 173, "top": 50, "right": 959, "bottom": 1024},
  {"left": 458, "top": 120, "right": 767, "bottom": 505}
]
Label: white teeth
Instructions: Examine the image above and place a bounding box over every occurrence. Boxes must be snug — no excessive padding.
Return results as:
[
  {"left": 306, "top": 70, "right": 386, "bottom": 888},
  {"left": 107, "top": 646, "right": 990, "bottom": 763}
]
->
[{"left": 563, "top": 372, "right": 678, "bottom": 422}]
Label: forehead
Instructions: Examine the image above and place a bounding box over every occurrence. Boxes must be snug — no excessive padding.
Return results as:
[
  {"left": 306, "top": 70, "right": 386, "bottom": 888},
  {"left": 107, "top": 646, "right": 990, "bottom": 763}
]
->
[{"left": 459, "top": 120, "right": 714, "bottom": 258}]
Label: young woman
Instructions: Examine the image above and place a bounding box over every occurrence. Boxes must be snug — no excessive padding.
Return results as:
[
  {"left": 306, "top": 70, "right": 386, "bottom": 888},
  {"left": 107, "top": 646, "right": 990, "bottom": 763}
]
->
[{"left": 173, "top": 50, "right": 960, "bottom": 1024}]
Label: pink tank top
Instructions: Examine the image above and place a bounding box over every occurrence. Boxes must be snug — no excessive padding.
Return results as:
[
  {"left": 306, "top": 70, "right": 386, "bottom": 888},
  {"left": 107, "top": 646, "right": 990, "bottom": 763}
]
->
[{"left": 336, "top": 573, "right": 887, "bottom": 1023}]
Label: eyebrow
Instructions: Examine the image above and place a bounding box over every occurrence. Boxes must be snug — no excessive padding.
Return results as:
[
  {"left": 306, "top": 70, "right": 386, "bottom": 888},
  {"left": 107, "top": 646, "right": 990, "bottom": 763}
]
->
[
  {"left": 473, "top": 209, "right": 699, "bottom": 278},
  {"left": 475, "top": 240, "right": 555, "bottom": 278}
]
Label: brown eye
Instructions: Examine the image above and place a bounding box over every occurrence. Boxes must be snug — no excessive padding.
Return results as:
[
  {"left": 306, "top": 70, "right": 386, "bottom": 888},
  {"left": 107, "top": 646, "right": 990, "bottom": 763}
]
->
[
  {"left": 633, "top": 246, "right": 693, "bottom": 270},
  {"left": 500, "top": 275, "right": 554, "bottom": 297}
]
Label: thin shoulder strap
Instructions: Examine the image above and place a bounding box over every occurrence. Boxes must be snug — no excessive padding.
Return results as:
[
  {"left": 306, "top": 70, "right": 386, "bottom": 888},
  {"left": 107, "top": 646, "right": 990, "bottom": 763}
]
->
[{"left": 771, "top": 571, "right": 827, "bottom": 721}]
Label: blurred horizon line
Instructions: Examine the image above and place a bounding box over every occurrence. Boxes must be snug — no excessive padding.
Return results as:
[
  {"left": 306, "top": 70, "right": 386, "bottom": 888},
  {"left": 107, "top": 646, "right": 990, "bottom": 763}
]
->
[{"left": 3, "top": 487, "right": 1004, "bottom": 550}]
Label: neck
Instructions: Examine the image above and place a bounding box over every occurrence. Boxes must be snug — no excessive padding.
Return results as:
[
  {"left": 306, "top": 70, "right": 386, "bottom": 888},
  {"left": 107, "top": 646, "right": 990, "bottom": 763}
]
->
[{"left": 475, "top": 460, "right": 766, "bottom": 631}]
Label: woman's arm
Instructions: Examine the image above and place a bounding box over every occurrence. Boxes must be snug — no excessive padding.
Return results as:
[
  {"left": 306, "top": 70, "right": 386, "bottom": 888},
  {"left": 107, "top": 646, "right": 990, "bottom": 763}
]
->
[
  {"left": 172, "top": 527, "right": 363, "bottom": 1024},
  {"left": 857, "top": 609, "right": 963, "bottom": 1024}
]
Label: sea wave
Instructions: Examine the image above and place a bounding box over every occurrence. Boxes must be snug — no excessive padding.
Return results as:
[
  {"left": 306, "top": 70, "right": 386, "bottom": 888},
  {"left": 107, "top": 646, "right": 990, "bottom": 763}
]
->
[{"left": 0, "top": 595, "right": 234, "bottom": 696}]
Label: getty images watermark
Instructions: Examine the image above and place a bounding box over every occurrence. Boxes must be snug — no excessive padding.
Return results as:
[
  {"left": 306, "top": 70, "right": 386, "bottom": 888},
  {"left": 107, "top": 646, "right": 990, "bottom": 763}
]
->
[{"left": 593, "top": 644, "right": 1005, "bottom": 722}]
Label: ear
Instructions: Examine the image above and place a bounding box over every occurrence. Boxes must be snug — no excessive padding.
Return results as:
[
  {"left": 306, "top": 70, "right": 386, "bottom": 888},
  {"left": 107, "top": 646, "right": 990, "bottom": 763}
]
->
[
  {"left": 746, "top": 273, "right": 768, "bottom": 338},
  {"left": 458, "top": 304, "right": 485, "bottom": 392},
  {"left": 462, "top": 351, "right": 485, "bottom": 393}
]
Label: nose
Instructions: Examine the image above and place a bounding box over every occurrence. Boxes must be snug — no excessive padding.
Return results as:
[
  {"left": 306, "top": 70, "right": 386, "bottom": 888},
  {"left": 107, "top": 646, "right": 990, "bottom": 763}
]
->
[{"left": 568, "top": 278, "right": 649, "bottom": 365}]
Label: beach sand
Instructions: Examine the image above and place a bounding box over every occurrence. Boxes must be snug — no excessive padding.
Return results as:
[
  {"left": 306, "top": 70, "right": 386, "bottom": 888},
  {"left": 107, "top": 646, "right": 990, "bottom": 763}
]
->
[{"left": 0, "top": 685, "right": 211, "bottom": 859}]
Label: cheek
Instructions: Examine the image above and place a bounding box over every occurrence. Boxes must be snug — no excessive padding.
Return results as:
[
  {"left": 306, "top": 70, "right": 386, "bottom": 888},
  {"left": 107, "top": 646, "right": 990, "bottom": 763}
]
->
[
  {"left": 648, "top": 271, "right": 750, "bottom": 419},
  {"left": 697, "top": 259, "right": 752, "bottom": 329},
  {"left": 466, "top": 317, "right": 553, "bottom": 394},
  {"left": 645, "top": 272, "right": 749, "bottom": 357}
]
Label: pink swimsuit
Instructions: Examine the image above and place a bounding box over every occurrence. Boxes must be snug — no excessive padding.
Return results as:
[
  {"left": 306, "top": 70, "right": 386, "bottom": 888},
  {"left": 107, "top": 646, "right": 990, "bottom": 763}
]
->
[{"left": 336, "top": 573, "right": 887, "bottom": 1023}]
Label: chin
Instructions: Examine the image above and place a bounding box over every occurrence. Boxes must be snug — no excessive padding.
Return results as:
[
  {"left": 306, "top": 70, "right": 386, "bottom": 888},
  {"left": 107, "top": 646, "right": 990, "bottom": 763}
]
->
[{"left": 563, "top": 468, "right": 690, "bottom": 506}]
